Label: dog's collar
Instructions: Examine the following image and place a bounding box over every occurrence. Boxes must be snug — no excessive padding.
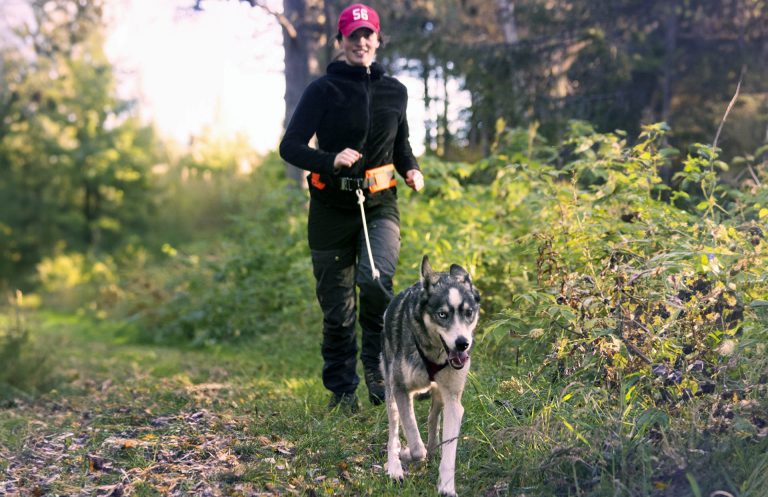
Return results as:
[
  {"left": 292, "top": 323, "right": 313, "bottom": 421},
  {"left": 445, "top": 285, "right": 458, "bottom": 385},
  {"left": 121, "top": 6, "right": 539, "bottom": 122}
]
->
[{"left": 413, "top": 337, "right": 448, "bottom": 381}]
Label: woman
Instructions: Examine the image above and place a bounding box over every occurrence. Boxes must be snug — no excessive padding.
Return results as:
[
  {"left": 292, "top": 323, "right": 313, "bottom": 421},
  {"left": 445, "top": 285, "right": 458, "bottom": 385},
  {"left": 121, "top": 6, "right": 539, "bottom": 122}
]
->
[{"left": 279, "top": 2, "right": 424, "bottom": 411}]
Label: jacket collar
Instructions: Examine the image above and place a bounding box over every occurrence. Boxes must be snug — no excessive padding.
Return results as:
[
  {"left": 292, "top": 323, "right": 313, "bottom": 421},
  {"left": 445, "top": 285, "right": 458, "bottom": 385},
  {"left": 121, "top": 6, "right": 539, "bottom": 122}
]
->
[{"left": 327, "top": 61, "right": 385, "bottom": 81}]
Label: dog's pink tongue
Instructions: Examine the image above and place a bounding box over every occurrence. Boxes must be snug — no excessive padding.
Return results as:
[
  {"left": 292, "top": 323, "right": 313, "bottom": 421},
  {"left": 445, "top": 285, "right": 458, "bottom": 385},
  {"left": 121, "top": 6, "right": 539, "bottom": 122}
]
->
[{"left": 449, "top": 350, "right": 470, "bottom": 369}]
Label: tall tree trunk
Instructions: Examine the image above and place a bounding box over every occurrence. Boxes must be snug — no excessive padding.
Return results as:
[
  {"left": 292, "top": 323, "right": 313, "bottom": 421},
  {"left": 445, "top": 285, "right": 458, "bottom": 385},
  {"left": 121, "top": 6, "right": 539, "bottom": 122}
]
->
[
  {"left": 282, "top": 0, "right": 314, "bottom": 186},
  {"left": 422, "top": 57, "right": 433, "bottom": 155},
  {"left": 496, "top": 0, "right": 518, "bottom": 43},
  {"left": 659, "top": 1, "right": 678, "bottom": 186},
  {"left": 661, "top": 3, "right": 677, "bottom": 126},
  {"left": 439, "top": 64, "right": 450, "bottom": 157},
  {"left": 84, "top": 180, "right": 100, "bottom": 248},
  {"left": 280, "top": 0, "right": 340, "bottom": 187}
]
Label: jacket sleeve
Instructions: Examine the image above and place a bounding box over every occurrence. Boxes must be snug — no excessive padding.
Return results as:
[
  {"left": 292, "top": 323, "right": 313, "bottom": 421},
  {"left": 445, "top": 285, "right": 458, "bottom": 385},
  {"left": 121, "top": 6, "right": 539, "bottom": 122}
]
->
[
  {"left": 393, "top": 86, "right": 419, "bottom": 178},
  {"left": 279, "top": 80, "right": 337, "bottom": 175}
]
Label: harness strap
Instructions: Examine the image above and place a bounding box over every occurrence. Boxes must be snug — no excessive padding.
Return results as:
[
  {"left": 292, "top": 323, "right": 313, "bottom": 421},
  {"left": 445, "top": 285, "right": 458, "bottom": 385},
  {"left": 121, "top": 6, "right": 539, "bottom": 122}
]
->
[{"left": 413, "top": 336, "right": 448, "bottom": 382}]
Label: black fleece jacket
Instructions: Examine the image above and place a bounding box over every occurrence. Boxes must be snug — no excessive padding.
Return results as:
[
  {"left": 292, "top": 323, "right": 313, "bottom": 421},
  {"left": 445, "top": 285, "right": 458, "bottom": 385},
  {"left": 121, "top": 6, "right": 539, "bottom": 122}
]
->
[{"left": 279, "top": 61, "right": 419, "bottom": 209}]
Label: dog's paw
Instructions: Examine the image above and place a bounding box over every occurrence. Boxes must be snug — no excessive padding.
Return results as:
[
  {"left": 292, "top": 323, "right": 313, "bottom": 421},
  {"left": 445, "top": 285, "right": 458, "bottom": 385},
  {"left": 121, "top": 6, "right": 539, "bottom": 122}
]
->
[
  {"left": 385, "top": 462, "right": 404, "bottom": 481},
  {"left": 399, "top": 446, "right": 426, "bottom": 463},
  {"left": 399, "top": 447, "right": 412, "bottom": 462},
  {"left": 437, "top": 479, "right": 457, "bottom": 496}
]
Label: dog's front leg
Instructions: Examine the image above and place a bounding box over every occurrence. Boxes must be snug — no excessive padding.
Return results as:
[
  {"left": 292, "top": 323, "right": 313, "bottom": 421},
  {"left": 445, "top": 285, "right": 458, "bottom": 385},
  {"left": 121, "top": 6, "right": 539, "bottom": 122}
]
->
[
  {"left": 394, "top": 390, "right": 427, "bottom": 462},
  {"left": 437, "top": 393, "right": 464, "bottom": 497},
  {"left": 385, "top": 385, "right": 404, "bottom": 480},
  {"left": 426, "top": 386, "right": 443, "bottom": 456}
]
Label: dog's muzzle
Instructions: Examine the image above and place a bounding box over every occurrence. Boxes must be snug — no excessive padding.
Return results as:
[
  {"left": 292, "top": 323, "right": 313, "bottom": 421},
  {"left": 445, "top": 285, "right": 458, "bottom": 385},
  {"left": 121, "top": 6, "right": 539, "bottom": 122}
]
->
[
  {"left": 446, "top": 336, "right": 470, "bottom": 369},
  {"left": 448, "top": 350, "right": 469, "bottom": 369}
]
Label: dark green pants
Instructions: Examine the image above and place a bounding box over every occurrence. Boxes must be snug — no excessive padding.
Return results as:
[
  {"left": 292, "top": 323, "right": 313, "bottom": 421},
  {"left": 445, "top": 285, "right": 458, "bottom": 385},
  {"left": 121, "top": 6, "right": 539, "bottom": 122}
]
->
[{"left": 308, "top": 199, "right": 400, "bottom": 395}]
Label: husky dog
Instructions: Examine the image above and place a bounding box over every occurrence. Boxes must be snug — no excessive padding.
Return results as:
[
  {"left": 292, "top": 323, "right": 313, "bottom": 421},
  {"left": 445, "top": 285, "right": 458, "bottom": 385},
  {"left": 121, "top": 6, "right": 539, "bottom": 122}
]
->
[{"left": 381, "top": 255, "right": 480, "bottom": 497}]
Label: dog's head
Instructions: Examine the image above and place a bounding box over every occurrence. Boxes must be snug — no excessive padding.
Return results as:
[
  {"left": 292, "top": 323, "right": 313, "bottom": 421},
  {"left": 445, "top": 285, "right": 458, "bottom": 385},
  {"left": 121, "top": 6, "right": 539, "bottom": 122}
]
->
[{"left": 419, "top": 255, "right": 481, "bottom": 369}]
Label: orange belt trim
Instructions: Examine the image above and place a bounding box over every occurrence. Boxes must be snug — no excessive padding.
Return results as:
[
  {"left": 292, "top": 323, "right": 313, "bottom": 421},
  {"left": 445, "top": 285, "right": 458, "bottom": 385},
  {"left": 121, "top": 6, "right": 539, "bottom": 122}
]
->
[
  {"left": 310, "top": 164, "right": 396, "bottom": 192},
  {"left": 365, "top": 164, "right": 396, "bottom": 193},
  {"left": 310, "top": 172, "right": 326, "bottom": 190}
]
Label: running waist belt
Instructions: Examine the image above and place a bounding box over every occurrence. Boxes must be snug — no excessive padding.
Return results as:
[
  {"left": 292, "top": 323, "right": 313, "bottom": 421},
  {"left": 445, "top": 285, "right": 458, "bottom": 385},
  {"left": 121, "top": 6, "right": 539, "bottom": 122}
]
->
[{"left": 310, "top": 164, "right": 396, "bottom": 192}]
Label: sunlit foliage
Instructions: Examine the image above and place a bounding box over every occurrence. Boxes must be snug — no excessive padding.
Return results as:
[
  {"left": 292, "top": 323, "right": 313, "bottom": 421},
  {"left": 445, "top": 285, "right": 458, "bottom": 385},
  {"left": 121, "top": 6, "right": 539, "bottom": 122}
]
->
[{"left": 0, "top": 1, "right": 157, "bottom": 286}]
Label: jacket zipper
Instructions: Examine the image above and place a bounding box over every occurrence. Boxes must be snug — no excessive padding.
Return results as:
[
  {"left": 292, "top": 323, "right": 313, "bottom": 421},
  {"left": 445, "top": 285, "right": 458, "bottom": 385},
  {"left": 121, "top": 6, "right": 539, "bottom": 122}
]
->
[{"left": 360, "top": 65, "right": 372, "bottom": 174}]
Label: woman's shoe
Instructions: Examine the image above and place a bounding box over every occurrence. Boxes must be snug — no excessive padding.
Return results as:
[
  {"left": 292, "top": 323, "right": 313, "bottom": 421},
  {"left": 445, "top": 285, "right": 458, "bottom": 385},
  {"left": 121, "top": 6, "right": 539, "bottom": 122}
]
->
[
  {"left": 328, "top": 392, "right": 360, "bottom": 413},
  {"left": 364, "top": 370, "right": 385, "bottom": 405}
]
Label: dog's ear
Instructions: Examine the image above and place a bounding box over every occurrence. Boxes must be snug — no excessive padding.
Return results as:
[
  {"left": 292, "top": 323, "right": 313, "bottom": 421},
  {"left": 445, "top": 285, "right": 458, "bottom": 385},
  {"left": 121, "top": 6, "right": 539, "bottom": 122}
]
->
[
  {"left": 420, "top": 255, "right": 440, "bottom": 301},
  {"left": 420, "top": 255, "right": 433, "bottom": 286},
  {"left": 450, "top": 264, "right": 481, "bottom": 303},
  {"left": 450, "top": 264, "right": 473, "bottom": 286}
]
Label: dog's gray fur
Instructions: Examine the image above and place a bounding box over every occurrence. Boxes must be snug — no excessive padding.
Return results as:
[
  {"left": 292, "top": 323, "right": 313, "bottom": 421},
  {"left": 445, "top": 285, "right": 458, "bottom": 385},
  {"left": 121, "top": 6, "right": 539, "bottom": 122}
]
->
[{"left": 381, "top": 255, "right": 480, "bottom": 497}]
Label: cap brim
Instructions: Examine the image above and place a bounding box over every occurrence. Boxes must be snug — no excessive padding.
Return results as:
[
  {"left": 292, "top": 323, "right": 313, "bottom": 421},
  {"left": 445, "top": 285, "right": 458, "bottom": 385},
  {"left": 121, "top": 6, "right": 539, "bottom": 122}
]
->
[{"left": 340, "top": 21, "right": 378, "bottom": 37}]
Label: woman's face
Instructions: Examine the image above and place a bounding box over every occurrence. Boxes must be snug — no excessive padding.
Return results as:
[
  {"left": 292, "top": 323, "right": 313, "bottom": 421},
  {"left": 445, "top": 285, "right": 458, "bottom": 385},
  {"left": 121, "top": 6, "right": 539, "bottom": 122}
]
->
[{"left": 342, "top": 28, "right": 380, "bottom": 67}]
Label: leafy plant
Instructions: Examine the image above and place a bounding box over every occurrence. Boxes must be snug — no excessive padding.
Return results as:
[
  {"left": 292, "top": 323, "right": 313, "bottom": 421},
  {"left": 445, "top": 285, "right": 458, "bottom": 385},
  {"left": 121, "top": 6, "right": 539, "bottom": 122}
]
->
[
  {"left": 0, "top": 291, "right": 54, "bottom": 404},
  {"left": 117, "top": 154, "right": 317, "bottom": 345},
  {"left": 399, "top": 121, "right": 768, "bottom": 494}
]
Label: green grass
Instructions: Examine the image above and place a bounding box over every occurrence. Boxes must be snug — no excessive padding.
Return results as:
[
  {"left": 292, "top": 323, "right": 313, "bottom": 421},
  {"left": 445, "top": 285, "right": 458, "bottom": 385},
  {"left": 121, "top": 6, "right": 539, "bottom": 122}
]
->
[
  {"left": 1, "top": 310, "right": 766, "bottom": 496},
  {"left": 1, "top": 311, "right": 472, "bottom": 495},
  {"left": 6, "top": 119, "right": 768, "bottom": 495}
]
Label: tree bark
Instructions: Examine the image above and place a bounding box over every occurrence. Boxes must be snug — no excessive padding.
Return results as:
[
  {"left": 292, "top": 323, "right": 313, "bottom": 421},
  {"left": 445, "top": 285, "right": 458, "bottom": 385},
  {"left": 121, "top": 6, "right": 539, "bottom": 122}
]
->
[
  {"left": 280, "top": 0, "right": 342, "bottom": 186},
  {"left": 439, "top": 64, "right": 450, "bottom": 156},
  {"left": 659, "top": 1, "right": 678, "bottom": 186},
  {"left": 216, "top": 0, "right": 338, "bottom": 186},
  {"left": 496, "top": 0, "right": 518, "bottom": 44},
  {"left": 281, "top": 0, "right": 313, "bottom": 185},
  {"left": 422, "top": 57, "right": 433, "bottom": 155},
  {"left": 661, "top": 2, "right": 677, "bottom": 126}
]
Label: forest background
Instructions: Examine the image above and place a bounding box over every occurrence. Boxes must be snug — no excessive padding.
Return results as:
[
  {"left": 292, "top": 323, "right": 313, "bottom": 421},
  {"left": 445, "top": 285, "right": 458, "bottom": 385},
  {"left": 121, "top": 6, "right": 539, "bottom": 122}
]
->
[{"left": 1, "top": 1, "right": 767, "bottom": 496}]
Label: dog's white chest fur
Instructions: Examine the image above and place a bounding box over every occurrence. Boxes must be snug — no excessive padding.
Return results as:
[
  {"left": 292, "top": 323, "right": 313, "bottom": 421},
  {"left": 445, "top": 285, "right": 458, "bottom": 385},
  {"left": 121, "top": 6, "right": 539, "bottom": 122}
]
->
[{"left": 400, "top": 357, "right": 432, "bottom": 390}]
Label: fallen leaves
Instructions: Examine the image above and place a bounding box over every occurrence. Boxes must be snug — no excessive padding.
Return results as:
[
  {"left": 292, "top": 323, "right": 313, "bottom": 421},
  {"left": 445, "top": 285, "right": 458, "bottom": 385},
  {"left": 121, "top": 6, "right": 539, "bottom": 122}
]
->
[
  {"left": 0, "top": 387, "right": 305, "bottom": 497},
  {"left": 102, "top": 436, "right": 143, "bottom": 450}
]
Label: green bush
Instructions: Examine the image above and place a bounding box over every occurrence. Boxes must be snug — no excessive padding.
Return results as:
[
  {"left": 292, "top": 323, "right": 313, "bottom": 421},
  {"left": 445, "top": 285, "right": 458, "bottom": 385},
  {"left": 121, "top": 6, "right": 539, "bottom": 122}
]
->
[
  {"left": 472, "top": 123, "right": 767, "bottom": 494},
  {"left": 97, "top": 122, "right": 767, "bottom": 493},
  {"left": 395, "top": 122, "right": 767, "bottom": 494},
  {"left": 0, "top": 292, "right": 54, "bottom": 404},
  {"left": 34, "top": 251, "right": 120, "bottom": 314},
  {"left": 118, "top": 153, "right": 317, "bottom": 345}
]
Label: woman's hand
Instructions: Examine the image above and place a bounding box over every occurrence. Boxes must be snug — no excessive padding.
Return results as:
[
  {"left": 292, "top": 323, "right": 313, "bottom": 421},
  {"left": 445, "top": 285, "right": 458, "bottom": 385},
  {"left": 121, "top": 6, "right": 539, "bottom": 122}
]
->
[
  {"left": 405, "top": 169, "right": 424, "bottom": 192},
  {"left": 333, "top": 148, "right": 362, "bottom": 169}
]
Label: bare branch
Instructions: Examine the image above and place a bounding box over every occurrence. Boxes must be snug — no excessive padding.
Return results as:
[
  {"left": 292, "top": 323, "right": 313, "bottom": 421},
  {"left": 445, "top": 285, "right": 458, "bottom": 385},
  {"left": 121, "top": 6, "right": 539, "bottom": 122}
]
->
[
  {"left": 712, "top": 65, "right": 746, "bottom": 161},
  {"left": 238, "top": 0, "right": 297, "bottom": 39},
  {"left": 615, "top": 297, "right": 653, "bottom": 365},
  {"left": 192, "top": 0, "right": 297, "bottom": 39}
]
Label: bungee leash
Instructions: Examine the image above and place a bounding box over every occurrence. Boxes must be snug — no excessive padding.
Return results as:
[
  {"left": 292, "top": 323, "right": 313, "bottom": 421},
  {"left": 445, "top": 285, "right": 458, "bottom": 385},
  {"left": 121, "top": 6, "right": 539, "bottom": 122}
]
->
[{"left": 355, "top": 188, "right": 394, "bottom": 299}]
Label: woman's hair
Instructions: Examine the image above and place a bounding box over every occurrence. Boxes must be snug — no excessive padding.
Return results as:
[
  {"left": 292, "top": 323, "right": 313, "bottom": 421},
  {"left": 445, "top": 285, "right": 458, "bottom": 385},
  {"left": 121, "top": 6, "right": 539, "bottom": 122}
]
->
[{"left": 335, "top": 30, "right": 386, "bottom": 48}]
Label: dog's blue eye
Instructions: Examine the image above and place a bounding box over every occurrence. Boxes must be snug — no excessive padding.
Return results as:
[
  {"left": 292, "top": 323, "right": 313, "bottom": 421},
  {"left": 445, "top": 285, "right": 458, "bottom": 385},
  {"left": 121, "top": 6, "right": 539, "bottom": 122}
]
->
[{"left": 437, "top": 311, "right": 448, "bottom": 319}]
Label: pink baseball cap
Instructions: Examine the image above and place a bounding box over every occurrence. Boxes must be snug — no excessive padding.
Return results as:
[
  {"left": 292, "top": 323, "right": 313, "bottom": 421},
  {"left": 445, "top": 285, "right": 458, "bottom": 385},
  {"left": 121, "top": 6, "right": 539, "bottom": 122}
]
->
[{"left": 338, "top": 3, "right": 380, "bottom": 37}]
